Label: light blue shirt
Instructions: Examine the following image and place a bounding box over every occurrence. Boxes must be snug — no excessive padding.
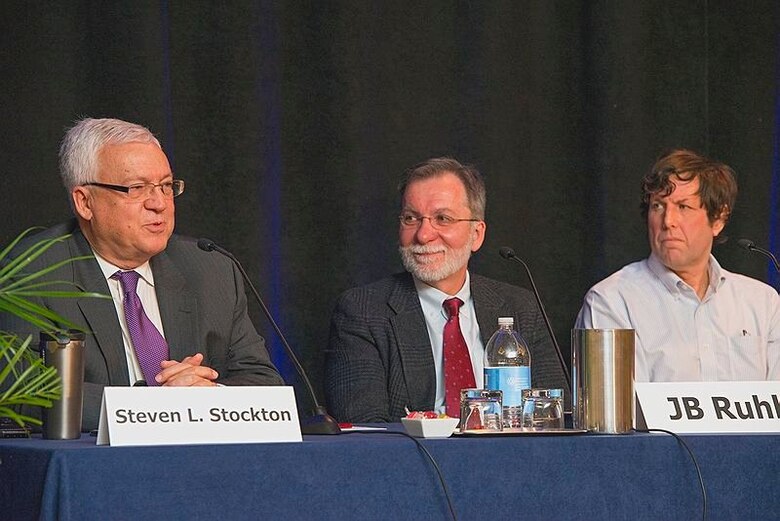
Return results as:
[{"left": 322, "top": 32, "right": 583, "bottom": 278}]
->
[
  {"left": 576, "top": 254, "right": 780, "bottom": 382},
  {"left": 414, "top": 272, "right": 485, "bottom": 413}
]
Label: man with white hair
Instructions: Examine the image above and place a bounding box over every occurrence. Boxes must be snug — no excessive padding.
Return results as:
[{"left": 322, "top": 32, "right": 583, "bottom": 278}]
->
[
  {"left": 1, "top": 117, "right": 283, "bottom": 430},
  {"left": 325, "top": 157, "right": 567, "bottom": 422}
]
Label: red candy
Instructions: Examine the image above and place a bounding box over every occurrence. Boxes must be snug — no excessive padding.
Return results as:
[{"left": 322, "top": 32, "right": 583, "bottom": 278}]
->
[{"left": 405, "top": 410, "right": 448, "bottom": 419}]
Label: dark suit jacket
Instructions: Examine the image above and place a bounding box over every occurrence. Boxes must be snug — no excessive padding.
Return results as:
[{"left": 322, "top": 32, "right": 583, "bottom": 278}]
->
[
  {"left": 0, "top": 221, "right": 283, "bottom": 430},
  {"left": 324, "top": 272, "right": 567, "bottom": 422}
]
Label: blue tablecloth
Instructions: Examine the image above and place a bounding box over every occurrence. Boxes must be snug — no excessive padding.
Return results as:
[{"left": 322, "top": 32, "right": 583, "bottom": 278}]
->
[{"left": 1, "top": 426, "right": 777, "bottom": 520}]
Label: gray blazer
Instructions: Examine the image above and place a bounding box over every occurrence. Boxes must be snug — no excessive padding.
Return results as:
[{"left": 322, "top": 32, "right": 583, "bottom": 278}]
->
[
  {"left": 1, "top": 221, "right": 283, "bottom": 430},
  {"left": 325, "top": 272, "right": 567, "bottom": 422}
]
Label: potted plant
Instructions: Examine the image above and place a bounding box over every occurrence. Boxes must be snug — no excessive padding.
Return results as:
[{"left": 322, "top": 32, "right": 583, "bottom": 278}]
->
[{"left": 0, "top": 228, "right": 108, "bottom": 427}]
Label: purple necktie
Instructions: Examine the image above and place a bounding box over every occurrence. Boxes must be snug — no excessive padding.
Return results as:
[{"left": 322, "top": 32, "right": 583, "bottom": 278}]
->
[{"left": 113, "top": 270, "right": 169, "bottom": 385}]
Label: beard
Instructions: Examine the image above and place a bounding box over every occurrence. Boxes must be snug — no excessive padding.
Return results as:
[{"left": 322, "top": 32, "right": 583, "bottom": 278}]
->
[{"left": 398, "top": 239, "right": 474, "bottom": 285}]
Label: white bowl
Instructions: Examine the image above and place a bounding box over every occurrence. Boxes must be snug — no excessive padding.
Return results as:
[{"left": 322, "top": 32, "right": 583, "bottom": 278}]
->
[{"left": 401, "top": 417, "right": 459, "bottom": 439}]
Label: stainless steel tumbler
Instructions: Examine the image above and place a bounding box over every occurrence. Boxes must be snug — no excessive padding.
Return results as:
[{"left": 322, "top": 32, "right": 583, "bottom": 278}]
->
[
  {"left": 571, "top": 328, "right": 635, "bottom": 434},
  {"left": 40, "top": 331, "right": 85, "bottom": 439}
]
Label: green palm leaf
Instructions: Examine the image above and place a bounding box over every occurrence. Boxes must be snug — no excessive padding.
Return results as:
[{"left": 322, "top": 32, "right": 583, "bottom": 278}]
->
[
  {"left": 0, "top": 334, "right": 61, "bottom": 426},
  {"left": 0, "top": 229, "right": 110, "bottom": 427}
]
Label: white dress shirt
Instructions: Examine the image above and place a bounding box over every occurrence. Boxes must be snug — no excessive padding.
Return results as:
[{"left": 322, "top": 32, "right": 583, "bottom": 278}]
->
[
  {"left": 575, "top": 253, "right": 780, "bottom": 382},
  {"left": 414, "top": 271, "right": 485, "bottom": 413},
  {"left": 94, "top": 253, "right": 167, "bottom": 385}
]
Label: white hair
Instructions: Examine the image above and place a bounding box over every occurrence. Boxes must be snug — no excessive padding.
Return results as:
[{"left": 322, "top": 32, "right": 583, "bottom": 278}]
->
[{"left": 59, "top": 117, "right": 162, "bottom": 191}]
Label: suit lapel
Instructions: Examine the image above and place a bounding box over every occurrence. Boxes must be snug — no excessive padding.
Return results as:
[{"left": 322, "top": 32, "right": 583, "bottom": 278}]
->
[
  {"left": 471, "top": 275, "right": 507, "bottom": 345},
  {"left": 71, "top": 231, "right": 196, "bottom": 382},
  {"left": 150, "top": 251, "right": 197, "bottom": 361},
  {"left": 388, "top": 274, "right": 436, "bottom": 407},
  {"left": 70, "top": 231, "right": 130, "bottom": 385}
]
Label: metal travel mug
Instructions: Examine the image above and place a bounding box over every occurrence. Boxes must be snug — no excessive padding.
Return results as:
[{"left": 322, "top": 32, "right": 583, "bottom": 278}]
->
[
  {"left": 40, "top": 331, "right": 85, "bottom": 439},
  {"left": 571, "top": 329, "right": 635, "bottom": 434}
]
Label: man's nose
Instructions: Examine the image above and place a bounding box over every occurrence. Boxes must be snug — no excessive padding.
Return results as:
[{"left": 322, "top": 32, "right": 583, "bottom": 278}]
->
[
  {"left": 662, "top": 206, "right": 677, "bottom": 228},
  {"left": 415, "top": 217, "right": 439, "bottom": 242},
  {"left": 144, "top": 188, "right": 169, "bottom": 210}
]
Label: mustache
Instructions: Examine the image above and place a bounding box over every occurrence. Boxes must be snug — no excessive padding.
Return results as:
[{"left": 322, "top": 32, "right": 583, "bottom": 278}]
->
[{"left": 401, "top": 244, "right": 447, "bottom": 254}]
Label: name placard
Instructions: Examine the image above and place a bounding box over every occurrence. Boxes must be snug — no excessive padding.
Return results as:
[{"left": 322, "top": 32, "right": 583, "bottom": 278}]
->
[
  {"left": 636, "top": 381, "right": 780, "bottom": 433},
  {"left": 97, "top": 386, "right": 302, "bottom": 446}
]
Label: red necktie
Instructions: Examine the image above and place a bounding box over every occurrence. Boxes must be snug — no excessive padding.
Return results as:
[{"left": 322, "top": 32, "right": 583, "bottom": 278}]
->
[{"left": 443, "top": 297, "right": 476, "bottom": 417}]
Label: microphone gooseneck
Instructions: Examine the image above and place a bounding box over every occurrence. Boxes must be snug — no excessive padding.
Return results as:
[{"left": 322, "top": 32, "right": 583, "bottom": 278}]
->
[
  {"left": 498, "top": 247, "right": 573, "bottom": 394},
  {"left": 198, "top": 238, "right": 341, "bottom": 434},
  {"left": 737, "top": 238, "right": 780, "bottom": 273}
]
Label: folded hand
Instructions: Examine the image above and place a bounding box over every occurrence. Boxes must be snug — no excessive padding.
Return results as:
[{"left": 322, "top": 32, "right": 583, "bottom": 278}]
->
[{"left": 155, "top": 353, "right": 219, "bottom": 387}]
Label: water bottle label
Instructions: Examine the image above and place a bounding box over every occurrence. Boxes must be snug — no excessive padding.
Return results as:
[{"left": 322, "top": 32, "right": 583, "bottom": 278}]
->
[{"left": 484, "top": 366, "right": 531, "bottom": 407}]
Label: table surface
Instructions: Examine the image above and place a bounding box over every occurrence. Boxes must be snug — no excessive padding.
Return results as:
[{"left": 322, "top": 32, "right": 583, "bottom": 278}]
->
[{"left": 1, "top": 426, "right": 778, "bottom": 521}]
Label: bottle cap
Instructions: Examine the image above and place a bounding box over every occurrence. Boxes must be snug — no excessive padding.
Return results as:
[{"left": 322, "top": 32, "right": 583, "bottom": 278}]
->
[{"left": 497, "top": 317, "right": 514, "bottom": 326}]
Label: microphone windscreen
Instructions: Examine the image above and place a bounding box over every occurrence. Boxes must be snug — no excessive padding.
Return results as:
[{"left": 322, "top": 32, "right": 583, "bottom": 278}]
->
[
  {"left": 197, "top": 238, "right": 215, "bottom": 252},
  {"left": 133, "top": 380, "right": 147, "bottom": 387},
  {"left": 499, "top": 246, "right": 515, "bottom": 260},
  {"left": 737, "top": 238, "right": 755, "bottom": 250}
]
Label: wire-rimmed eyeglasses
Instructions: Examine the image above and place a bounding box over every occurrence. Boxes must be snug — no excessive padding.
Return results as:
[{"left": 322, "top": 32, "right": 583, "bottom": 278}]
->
[{"left": 398, "top": 212, "right": 481, "bottom": 229}]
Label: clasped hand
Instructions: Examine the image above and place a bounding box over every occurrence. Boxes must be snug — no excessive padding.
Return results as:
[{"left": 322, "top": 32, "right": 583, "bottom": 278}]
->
[{"left": 155, "top": 353, "right": 219, "bottom": 386}]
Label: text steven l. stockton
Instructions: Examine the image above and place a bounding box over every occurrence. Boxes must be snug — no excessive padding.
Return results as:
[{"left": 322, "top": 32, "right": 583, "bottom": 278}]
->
[{"left": 114, "top": 407, "right": 293, "bottom": 424}]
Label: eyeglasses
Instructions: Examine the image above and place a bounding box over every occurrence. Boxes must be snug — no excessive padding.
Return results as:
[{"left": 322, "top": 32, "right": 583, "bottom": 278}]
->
[
  {"left": 399, "top": 213, "right": 481, "bottom": 229},
  {"left": 85, "top": 179, "right": 185, "bottom": 200}
]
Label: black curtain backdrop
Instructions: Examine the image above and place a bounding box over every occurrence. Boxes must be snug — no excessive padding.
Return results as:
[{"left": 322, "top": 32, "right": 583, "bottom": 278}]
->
[{"left": 2, "top": 2, "right": 778, "bottom": 406}]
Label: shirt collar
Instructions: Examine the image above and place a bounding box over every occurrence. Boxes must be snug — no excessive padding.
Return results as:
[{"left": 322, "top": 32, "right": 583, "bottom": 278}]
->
[
  {"left": 707, "top": 255, "right": 727, "bottom": 292},
  {"left": 93, "top": 252, "right": 155, "bottom": 287},
  {"left": 414, "top": 271, "right": 472, "bottom": 315},
  {"left": 647, "top": 252, "right": 726, "bottom": 296}
]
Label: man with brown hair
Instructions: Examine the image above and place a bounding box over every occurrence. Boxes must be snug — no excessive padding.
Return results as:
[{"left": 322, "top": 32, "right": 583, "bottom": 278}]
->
[{"left": 576, "top": 149, "right": 780, "bottom": 382}]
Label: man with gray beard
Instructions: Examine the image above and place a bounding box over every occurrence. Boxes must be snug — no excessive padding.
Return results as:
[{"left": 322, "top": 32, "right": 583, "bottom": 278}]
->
[{"left": 325, "top": 157, "right": 567, "bottom": 422}]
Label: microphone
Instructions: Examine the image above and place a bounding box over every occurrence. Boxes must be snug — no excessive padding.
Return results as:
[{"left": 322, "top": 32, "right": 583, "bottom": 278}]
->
[
  {"left": 498, "top": 247, "right": 573, "bottom": 394},
  {"left": 737, "top": 238, "right": 780, "bottom": 273},
  {"left": 133, "top": 380, "right": 147, "bottom": 387},
  {"left": 197, "top": 238, "right": 340, "bottom": 434}
]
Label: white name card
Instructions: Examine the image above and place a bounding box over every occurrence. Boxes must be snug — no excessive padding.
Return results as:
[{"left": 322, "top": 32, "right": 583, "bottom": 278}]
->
[
  {"left": 636, "top": 381, "right": 780, "bottom": 433},
  {"left": 96, "top": 386, "right": 302, "bottom": 446}
]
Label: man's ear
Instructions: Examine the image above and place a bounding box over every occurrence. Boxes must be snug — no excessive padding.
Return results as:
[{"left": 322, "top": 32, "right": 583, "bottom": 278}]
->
[
  {"left": 471, "top": 221, "right": 486, "bottom": 252},
  {"left": 712, "top": 205, "right": 728, "bottom": 237},
  {"left": 72, "top": 187, "right": 93, "bottom": 221}
]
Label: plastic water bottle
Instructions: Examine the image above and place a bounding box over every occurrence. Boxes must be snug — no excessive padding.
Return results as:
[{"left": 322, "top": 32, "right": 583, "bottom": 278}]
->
[{"left": 484, "top": 317, "right": 531, "bottom": 428}]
